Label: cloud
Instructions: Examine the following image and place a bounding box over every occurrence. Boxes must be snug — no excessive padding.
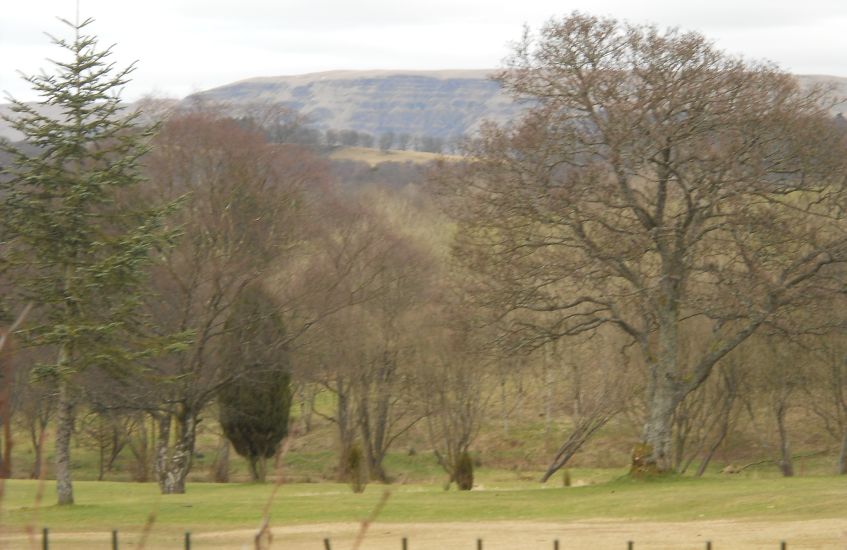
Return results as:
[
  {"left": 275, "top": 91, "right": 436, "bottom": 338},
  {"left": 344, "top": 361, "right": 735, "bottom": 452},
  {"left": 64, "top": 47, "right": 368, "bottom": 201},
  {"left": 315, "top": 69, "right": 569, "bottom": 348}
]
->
[{"left": 3, "top": 0, "right": 847, "bottom": 102}]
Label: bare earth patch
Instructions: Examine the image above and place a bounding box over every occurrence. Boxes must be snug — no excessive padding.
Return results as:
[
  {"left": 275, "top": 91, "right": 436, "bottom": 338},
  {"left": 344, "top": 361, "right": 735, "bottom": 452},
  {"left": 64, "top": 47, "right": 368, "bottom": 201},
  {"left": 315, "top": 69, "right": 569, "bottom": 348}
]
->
[{"left": 3, "top": 520, "right": 847, "bottom": 549}]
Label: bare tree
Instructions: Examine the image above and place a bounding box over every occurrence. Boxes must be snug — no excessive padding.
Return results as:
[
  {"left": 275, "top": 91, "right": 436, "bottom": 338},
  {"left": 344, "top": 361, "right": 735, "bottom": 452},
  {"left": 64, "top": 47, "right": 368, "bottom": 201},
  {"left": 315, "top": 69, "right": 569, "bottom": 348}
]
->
[
  {"left": 0, "top": 304, "right": 32, "bottom": 477},
  {"left": 138, "top": 110, "right": 326, "bottom": 493},
  {"left": 538, "top": 330, "right": 635, "bottom": 481},
  {"left": 300, "top": 195, "right": 432, "bottom": 481},
  {"left": 806, "top": 333, "right": 847, "bottom": 474},
  {"left": 416, "top": 305, "right": 490, "bottom": 489},
  {"left": 437, "top": 13, "right": 847, "bottom": 472}
]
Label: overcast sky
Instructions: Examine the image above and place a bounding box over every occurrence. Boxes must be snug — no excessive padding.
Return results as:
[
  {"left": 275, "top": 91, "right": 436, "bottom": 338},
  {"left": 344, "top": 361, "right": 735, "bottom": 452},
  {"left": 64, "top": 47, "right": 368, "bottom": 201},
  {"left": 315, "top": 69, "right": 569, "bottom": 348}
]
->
[{"left": 3, "top": 0, "right": 846, "bottom": 102}]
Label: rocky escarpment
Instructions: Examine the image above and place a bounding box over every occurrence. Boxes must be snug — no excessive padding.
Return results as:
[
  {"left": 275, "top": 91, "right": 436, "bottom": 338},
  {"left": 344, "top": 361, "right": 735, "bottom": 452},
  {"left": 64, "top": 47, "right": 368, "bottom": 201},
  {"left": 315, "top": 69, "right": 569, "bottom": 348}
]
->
[
  {"left": 186, "top": 70, "right": 527, "bottom": 140},
  {"left": 3, "top": 71, "right": 846, "bottom": 143}
]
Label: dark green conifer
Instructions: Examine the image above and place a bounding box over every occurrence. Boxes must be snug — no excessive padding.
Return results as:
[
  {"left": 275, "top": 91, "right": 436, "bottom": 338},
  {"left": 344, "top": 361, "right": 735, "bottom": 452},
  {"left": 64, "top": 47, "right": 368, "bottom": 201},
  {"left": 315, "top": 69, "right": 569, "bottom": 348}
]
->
[{"left": 218, "top": 286, "right": 292, "bottom": 482}]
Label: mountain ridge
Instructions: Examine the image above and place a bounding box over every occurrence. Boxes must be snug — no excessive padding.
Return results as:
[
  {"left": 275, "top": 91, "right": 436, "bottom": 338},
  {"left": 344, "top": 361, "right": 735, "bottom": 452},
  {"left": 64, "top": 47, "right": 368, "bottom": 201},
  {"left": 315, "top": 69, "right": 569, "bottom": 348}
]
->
[{"left": 3, "top": 71, "right": 846, "bottom": 142}]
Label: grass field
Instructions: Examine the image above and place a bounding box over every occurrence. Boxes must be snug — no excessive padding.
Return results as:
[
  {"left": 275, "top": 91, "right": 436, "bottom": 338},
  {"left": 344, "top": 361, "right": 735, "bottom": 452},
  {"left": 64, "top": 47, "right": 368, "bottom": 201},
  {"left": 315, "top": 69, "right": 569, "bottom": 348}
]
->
[
  {"left": 328, "top": 147, "right": 457, "bottom": 166},
  {"left": 4, "top": 473, "right": 847, "bottom": 528},
  {"left": 2, "top": 472, "right": 847, "bottom": 548}
]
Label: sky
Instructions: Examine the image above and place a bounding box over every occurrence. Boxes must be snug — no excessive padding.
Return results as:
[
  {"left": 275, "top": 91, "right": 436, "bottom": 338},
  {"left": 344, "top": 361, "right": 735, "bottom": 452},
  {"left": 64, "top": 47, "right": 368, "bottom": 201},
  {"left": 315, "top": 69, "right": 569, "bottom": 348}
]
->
[{"left": 2, "top": 0, "right": 847, "bottom": 102}]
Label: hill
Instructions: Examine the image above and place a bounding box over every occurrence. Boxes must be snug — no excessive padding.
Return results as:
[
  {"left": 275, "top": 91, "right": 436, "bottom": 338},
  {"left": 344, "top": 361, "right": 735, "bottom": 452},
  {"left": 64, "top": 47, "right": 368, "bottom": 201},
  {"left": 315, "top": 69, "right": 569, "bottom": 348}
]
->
[
  {"left": 2, "top": 71, "right": 846, "bottom": 142},
  {"left": 186, "top": 69, "right": 524, "bottom": 141}
]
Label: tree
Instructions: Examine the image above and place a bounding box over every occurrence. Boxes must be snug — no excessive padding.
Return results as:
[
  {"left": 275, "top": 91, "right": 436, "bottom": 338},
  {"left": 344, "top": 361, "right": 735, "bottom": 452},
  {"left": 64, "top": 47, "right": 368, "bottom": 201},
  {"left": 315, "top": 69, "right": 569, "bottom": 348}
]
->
[
  {"left": 218, "top": 285, "right": 292, "bottom": 482},
  {"left": 438, "top": 13, "right": 847, "bottom": 472},
  {"left": 539, "top": 332, "right": 633, "bottom": 481},
  {"left": 396, "top": 133, "right": 411, "bottom": 151},
  {"left": 417, "top": 314, "right": 489, "bottom": 490},
  {"left": 379, "top": 132, "right": 395, "bottom": 152},
  {"left": 139, "top": 111, "right": 319, "bottom": 494},
  {"left": 0, "top": 305, "right": 32, "bottom": 478},
  {"left": 1, "top": 18, "right": 171, "bottom": 503},
  {"left": 301, "top": 194, "right": 430, "bottom": 482}
]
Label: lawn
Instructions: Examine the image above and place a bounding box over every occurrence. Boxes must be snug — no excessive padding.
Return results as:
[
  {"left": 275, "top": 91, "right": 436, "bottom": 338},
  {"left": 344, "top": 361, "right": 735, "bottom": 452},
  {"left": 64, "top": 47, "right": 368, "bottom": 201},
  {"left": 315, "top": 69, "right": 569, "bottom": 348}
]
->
[
  {"left": 3, "top": 473, "right": 846, "bottom": 530},
  {"left": 2, "top": 473, "right": 846, "bottom": 549}
]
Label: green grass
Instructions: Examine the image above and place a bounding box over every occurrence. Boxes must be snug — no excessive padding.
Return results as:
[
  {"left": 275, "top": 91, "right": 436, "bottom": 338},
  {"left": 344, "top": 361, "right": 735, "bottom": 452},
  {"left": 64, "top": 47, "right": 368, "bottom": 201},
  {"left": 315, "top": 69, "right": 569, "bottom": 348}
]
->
[{"left": 2, "top": 473, "right": 846, "bottom": 533}]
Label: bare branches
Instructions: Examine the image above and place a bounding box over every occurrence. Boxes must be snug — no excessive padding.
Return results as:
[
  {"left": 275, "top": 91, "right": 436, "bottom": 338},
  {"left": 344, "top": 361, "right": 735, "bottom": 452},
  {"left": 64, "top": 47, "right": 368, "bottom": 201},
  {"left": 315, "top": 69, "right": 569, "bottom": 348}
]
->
[{"left": 439, "top": 12, "right": 847, "bottom": 471}]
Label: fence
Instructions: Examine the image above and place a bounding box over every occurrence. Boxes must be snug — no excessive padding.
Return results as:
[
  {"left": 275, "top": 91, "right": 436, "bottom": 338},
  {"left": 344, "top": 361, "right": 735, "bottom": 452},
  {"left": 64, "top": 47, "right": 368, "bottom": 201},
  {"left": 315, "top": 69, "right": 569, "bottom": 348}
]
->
[{"left": 37, "top": 529, "right": 792, "bottom": 549}]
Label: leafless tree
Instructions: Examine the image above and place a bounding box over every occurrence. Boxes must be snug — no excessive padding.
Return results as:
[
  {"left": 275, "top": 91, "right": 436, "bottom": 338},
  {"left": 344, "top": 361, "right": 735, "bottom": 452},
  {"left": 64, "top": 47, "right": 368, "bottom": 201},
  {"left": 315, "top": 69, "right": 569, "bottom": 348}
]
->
[
  {"left": 539, "top": 330, "right": 635, "bottom": 481},
  {"left": 0, "top": 304, "right": 32, "bottom": 477},
  {"left": 137, "top": 110, "right": 326, "bottom": 493},
  {"left": 300, "top": 195, "right": 433, "bottom": 481},
  {"left": 415, "top": 303, "right": 491, "bottom": 488},
  {"left": 436, "top": 13, "right": 847, "bottom": 472},
  {"left": 807, "top": 335, "right": 847, "bottom": 474}
]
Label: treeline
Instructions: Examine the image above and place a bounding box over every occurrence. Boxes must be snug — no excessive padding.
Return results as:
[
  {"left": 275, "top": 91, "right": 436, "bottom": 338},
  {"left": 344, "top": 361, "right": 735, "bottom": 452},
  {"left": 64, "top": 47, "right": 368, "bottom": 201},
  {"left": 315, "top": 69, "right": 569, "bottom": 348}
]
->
[{"left": 220, "top": 102, "right": 461, "bottom": 154}]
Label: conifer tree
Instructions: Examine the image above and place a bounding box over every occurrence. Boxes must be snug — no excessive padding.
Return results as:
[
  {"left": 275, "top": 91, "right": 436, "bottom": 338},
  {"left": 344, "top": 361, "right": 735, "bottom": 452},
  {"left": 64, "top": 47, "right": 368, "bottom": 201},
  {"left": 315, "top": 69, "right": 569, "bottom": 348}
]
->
[
  {"left": 218, "top": 285, "right": 292, "bottom": 482},
  {"left": 0, "top": 18, "right": 172, "bottom": 505}
]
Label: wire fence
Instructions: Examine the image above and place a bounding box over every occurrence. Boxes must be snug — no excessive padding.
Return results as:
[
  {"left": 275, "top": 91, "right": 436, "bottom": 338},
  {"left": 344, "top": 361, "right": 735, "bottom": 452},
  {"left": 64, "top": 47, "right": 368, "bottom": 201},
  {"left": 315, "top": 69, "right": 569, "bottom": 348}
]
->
[{"left": 37, "top": 528, "right": 793, "bottom": 550}]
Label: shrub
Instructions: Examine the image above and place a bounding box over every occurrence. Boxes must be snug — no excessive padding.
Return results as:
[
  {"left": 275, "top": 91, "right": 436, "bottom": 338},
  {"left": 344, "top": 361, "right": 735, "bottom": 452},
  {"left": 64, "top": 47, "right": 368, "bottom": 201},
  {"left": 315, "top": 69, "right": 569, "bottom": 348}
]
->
[{"left": 455, "top": 451, "right": 474, "bottom": 491}]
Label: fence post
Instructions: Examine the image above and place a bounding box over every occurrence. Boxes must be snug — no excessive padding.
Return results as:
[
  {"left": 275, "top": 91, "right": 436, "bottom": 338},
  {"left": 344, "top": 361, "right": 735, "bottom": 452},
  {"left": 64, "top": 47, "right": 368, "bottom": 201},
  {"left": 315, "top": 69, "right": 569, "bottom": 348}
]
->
[
  {"left": 402, "top": 536, "right": 408, "bottom": 550},
  {"left": 324, "top": 537, "right": 332, "bottom": 550},
  {"left": 554, "top": 540, "right": 560, "bottom": 550},
  {"left": 42, "top": 527, "right": 48, "bottom": 550},
  {"left": 112, "top": 529, "right": 119, "bottom": 550},
  {"left": 477, "top": 538, "right": 483, "bottom": 550},
  {"left": 627, "top": 542, "right": 634, "bottom": 550},
  {"left": 184, "top": 531, "right": 191, "bottom": 550},
  {"left": 780, "top": 543, "right": 787, "bottom": 550},
  {"left": 706, "top": 542, "right": 711, "bottom": 550}
]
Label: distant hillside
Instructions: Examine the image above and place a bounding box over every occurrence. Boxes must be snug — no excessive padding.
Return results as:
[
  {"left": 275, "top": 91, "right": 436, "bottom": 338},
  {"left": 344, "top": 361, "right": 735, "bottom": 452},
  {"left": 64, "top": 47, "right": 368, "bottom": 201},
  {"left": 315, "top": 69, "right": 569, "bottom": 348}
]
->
[
  {"left": 2, "top": 71, "right": 846, "bottom": 142},
  {"left": 186, "top": 70, "right": 525, "bottom": 140},
  {"left": 187, "top": 70, "right": 847, "bottom": 140}
]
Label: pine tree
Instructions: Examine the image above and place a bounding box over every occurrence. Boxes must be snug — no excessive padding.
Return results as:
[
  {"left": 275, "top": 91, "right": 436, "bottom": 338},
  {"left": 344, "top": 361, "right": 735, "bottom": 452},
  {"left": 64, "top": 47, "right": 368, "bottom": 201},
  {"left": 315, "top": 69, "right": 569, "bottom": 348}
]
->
[{"left": 0, "top": 18, "right": 172, "bottom": 505}]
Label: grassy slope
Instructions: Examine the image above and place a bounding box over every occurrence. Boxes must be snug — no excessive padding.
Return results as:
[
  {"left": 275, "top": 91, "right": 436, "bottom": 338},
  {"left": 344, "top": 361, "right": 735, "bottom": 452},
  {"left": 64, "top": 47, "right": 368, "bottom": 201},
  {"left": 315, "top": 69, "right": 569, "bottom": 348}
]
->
[
  {"left": 2, "top": 474, "right": 846, "bottom": 532},
  {"left": 328, "top": 147, "right": 457, "bottom": 166}
]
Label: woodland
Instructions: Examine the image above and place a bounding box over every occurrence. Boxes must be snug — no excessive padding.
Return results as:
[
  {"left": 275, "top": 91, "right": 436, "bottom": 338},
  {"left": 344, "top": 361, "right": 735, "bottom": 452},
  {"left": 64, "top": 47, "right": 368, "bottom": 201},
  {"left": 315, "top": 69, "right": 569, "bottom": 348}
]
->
[{"left": 2, "top": 13, "right": 847, "bottom": 510}]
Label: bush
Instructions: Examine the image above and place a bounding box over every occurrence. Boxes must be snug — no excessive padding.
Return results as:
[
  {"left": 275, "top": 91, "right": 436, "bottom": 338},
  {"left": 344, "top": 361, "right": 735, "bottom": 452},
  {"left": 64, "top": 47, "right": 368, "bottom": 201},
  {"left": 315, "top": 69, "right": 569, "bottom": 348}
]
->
[
  {"left": 455, "top": 451, "right": 474, "bottom": 491},
  {"left": 343, "top": 444, "right": 368, "bottom": 493}
]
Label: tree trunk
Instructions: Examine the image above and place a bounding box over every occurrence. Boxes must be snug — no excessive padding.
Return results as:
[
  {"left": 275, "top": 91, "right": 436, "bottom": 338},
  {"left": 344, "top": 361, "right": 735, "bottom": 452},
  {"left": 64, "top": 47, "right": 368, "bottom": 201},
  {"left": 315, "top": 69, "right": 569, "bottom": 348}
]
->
[
  {"left": 129, "top": 416, "right": 150, "bottom": 482},
  {"left": 334, "top": 381, "right": 355, "bottom": 481},
  {"left": 500, "top": 379, "right": 509, "bottom": 437},
  {"left": 776, "top": 403, "right": 794, "bottom": 477},
  {"left": 696, "top": 418, "right": 730, "bottom": 477},
  {"left": 300, "top": 385, "right": 315, "bottom": 434},
  {"left": 29, "top": 418, "right": 48, "bottom": 479},
  {"left": 357, "top": 385, "right": 390, "bottom": 483},
  {"left": 55, "top": 377, "right": 75, "bottom": 505},
  {"left": 211, "top": 437, "right": 230, "bottom": 483},
  {"left": 836, "top": 430, "right": 847, "bottom": 475},
  {"left": 31, "top": 440, "right": 43, "bottom": 479},
  {"left": 639, "top": 293, "right": 681, "bottom": 474},
  {"left": 248, "top": 456, "right": 267, "bottom": 483},
  {"left": 639, "top": 374, "right": 678, "bottom": 474},
  {"left": 1, "top": 416, "right": 12, "bottom": 479},
  {"left": 155, "top": 411, "right": 198, "bottom": 494}
]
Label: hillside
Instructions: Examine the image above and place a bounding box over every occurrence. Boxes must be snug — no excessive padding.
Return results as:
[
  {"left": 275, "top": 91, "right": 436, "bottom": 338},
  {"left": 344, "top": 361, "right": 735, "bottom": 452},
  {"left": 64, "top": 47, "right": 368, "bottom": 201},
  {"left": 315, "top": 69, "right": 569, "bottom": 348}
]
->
[
  {"left": 2, "top": 71, "right": 846, "bottom": 142},
  {"left": 187, "top": 69, "right": 525, "bottom": 140}
]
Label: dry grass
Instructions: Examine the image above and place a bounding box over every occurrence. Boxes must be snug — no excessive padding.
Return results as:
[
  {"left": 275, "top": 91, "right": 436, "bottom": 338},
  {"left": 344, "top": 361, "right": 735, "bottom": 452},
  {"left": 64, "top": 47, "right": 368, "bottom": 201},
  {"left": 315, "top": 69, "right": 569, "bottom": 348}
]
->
[{"left": 328, "top": 147, "right": 458, "bottom": 166}]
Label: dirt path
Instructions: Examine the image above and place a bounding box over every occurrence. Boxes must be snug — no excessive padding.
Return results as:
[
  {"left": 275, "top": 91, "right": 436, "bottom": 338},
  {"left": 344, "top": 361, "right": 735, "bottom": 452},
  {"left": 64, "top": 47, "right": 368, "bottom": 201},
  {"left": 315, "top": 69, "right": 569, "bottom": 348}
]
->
[{"left": 2, "top": 519, "right": 846, "bottom": 549}]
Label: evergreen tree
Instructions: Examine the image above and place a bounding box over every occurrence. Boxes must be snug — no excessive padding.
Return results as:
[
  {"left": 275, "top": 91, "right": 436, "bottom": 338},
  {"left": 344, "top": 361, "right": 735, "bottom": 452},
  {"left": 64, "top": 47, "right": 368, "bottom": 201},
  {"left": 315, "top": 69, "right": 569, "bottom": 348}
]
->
[
  {"left": 218, "top": 285, "right": 292, "bottom": 482},
  {"left": 0, "top": 18, "right": 172, "bottom": 505}
]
